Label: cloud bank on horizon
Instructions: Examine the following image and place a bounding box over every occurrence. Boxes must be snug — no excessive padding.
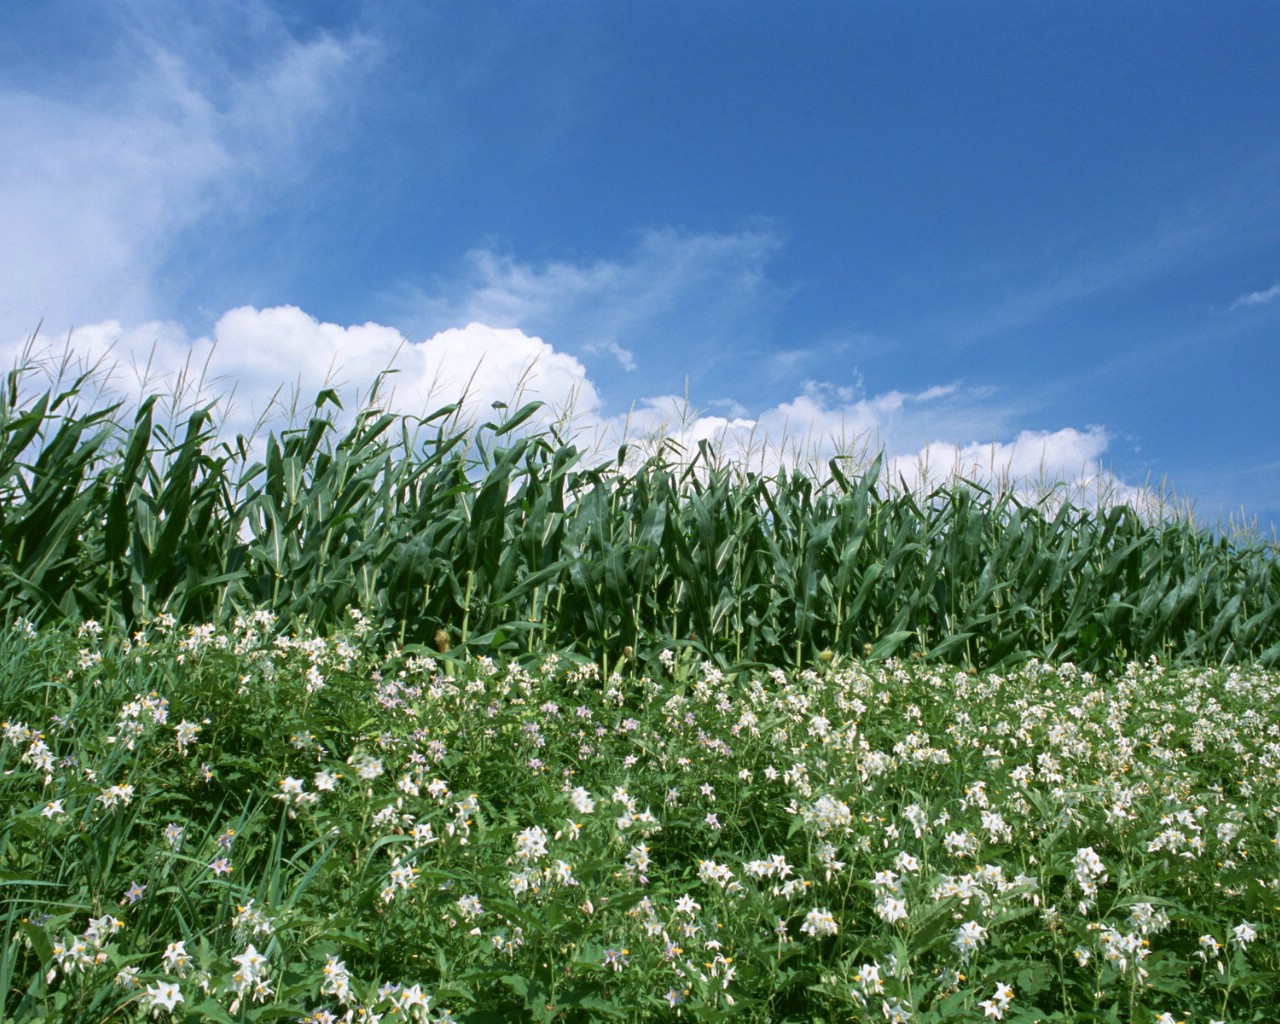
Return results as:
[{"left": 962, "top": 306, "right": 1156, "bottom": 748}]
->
[
  {"left": 3, "top": 1, "right": 1278, "bottom": 527},
  {"left": 3, "top": 304, "right": 1125, "bottom": 509}
]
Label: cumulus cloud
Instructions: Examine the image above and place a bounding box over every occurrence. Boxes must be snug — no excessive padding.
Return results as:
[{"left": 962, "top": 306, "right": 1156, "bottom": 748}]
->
[
  {"left": 885, "top": 428, "right": 1114, "bottom": 495},
  {"left": 5, "top": 304, "right": 1139, "bottom": 506},
  {"left": 1230, "top": 282, "right": 1280, "bottom": 310},
  {"left": 4, "top": 307, "right": 598, "bottom": 442},
  {"left": 598, "top": 379, "right": 1130, "bottom": 503}
]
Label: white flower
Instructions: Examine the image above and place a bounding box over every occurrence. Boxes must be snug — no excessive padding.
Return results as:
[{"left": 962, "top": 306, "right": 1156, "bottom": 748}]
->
[
  {"left": 352, "top": 755, "right": 384, "bottom": 781},
  {"left": 1071, "top": 846, "right": 1107, "bottom": 908},
  {"left": 803, "top": 794, "right": 853, "bottom": 836},
  {"left": 513, "top": 825, "right": 549, "bottom": 862},
  {"left": 800, "top": 907, "right": 838, "bottom": 938},
  {"left": 881, "top": 997, "right": 911, "bottom": 1023},
  {"left": 232, "top": 899, "right": 275, "bottom": 940},
  {"left": 162, "top": 941, "right": 191, "bottom": 975},
  {"left": 943, "top": 829, "right": 978, "bottom": 858},
  {"left": 853, "top": 961, "right": 884, "bottom": 996},
  {"left": 953, "top": 920, "right": 988, "bottom": 957},
  {"left": 232, "top": 943, "right": 268, "bottom": 979},
  {"left": 674, "top": 894, "right": 701, "bottom": 915},
  {"left": 173, "top": 720, "right": 201, "bottom": 754},
  {"left": 744, "top": 853, "right": 793, "bottom": 879},
  {"left": 321, "top": 955, "right": 352, "bottom": 1002},
  {"left": 875, "top": 896, "right": 908, "bottom": 924},
  {"left": 276, "top": 777, "right": 305, "bottom": 803},
  {"left": 980, "top": 981, "right": 1014, "bottom": 1018},
  {"left": 552, "top": 859, "right": 578, "bottom": 886},
  {"left": 98, "top": 784, "right": 135, "bottom": 809},
  {"left": 396, "top": 982, "right": 429, "bottom": 1012},
  {"left": 698, "top": 860, "right": 736, "bottom": 888},
  {"left": 143, "top": 979, "right": 183, "bottom": 1013},
  {"left": 1232, "top": 921, "right": 1258, "bottom": 947},
  {"left": 1072, "top": 846, "right": 1106, "bottom": 882}
]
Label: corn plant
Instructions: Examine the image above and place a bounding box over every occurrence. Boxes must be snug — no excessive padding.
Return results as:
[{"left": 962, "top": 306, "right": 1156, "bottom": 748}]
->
[{"left": 1, "top": 361, "right": 1277, "bottom": 671}]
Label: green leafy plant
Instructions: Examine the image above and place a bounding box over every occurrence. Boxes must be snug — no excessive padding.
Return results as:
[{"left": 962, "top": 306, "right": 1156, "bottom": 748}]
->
[
  {"left": 1, "top": 361, "right": 1277, "bottom": 672},
  {"left": 1, "top": 618, "right": 1278, "bottom": 1021}
]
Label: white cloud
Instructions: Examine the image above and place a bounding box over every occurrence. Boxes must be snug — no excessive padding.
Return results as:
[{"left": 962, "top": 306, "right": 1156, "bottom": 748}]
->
[
  {"left": 414, "top": 228, "right": 782, "bottom": 327},
  {"left": 592, "top": 378, "right": 1138, "bottom": 506},
  {"left": 885, "top": 428, "right": 1114, "bottom": 496},
  {"left": 3, "top": 307, "right": 598, "bottom": 444},
  {"left": 395, "top": 227, "right": 789, "bottom": 393},
  {"left": 582, "top": 339, "right": 638, "bottom": 372},
  {"left": 0, "top": 7, "right": 375, "bottom": 345},
  {"left": 6, "top": 304, "right": 1140, "bottom": 507},
  {"left": 1230, "top": 282, "right": 1280, "bottom": 310}
]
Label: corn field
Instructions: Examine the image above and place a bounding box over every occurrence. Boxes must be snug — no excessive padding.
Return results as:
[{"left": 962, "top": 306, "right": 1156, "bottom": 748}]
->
[{"left": 1, "top": 363, "right": 1277, "bottom": 672}]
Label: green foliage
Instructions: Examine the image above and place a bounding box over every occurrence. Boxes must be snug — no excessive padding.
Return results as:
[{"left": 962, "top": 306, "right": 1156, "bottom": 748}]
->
[
  {"left": 1, "top": 365, "right": 1278, "bottom": 674},
  {"left": 2, "top": 619, "right": 1279, "bottom": 1022}
]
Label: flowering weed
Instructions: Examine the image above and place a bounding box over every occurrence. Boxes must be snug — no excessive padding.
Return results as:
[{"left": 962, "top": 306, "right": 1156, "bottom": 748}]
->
[{"left": 1, "top": 619, "right": 1278, "bottom": 1021}]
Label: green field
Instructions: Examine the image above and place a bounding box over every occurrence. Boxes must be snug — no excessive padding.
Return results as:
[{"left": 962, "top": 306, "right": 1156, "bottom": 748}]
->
[{"left": 2, "top": 369, "right": 1278, "bottom": 1021}]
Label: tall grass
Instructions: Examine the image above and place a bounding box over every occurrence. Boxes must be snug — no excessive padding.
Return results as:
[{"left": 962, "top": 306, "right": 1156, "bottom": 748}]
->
[{"left": 1, "top": 359, "right": 1277, "bottom": 671}]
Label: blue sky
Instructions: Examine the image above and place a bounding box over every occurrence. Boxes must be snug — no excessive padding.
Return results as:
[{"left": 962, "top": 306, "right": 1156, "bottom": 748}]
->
[{"left": 3, "top": 1, "right": 1279, "bottom": 532}]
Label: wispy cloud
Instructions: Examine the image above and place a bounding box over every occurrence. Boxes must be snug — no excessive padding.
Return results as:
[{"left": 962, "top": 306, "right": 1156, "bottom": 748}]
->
[
  {"left": 391, "top": 226, "right": 791, "bottom": 399},
  {"left": 0, "top": 3, "right": 377, "bottom": 344},
  {"left": 1230, "top": 282, "right": 1280, "bottom": 310},
  {"left": 582, "top": 339, "right": 638, "bottom": 372},
  {"left": 916, "top": 151, "right": 1280, "bottom": 349}
]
